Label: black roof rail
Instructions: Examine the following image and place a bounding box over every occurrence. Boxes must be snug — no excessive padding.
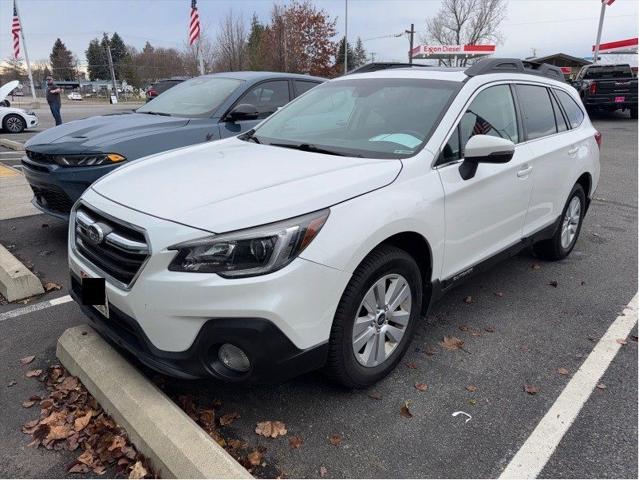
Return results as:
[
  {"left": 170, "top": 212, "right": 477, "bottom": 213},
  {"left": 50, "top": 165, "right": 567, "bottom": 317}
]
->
[
  {"left": 347, "top": 62, "right": 431, "bottom": 75},
  {"left": 465, "top": 58, "right": 565, "bottom": 82}
]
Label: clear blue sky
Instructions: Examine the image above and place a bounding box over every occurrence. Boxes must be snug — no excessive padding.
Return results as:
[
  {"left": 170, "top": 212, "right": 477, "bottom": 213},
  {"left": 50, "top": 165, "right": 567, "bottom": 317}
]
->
[{"left": 0, "top": 0, "right": 637, "bottom": 65}]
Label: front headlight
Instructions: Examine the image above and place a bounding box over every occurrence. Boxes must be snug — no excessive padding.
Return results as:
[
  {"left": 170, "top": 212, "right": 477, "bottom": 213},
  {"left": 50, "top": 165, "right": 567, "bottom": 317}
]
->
[
  {"left": 168, "top": 209, "right": 330, "bottom": 278},
  {"left": 53, "top": 153, "right": 126, "bottom": 167}
]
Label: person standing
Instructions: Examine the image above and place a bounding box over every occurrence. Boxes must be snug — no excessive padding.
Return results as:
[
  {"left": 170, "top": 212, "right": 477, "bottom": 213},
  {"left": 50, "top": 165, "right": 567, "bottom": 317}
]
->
[{"left": 46, "top": 75, "right": 63, "bottom": 126}]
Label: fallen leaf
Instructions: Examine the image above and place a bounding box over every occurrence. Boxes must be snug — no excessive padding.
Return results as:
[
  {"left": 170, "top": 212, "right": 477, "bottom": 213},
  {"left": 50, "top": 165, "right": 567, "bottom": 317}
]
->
[
  {"left": 227, "top": 439, "right": 246, "bottom": 450},
  {"left": 329, "top": 433, "right": 343, "bottom": 446},
  {"left": 77, "top": 449, "right": 94, "bottom": 465},
  {"left": 46, "top": 424, "right": 73, "bottom": 441},
  {"left": 289, "top": 435, "right": 303, "bottom": 449},
  {"left": 467, "top": 399, "right": 477, "bottom": 406},
  {"left": 616, "top": 338, "right": 628, "bottom": 345},
  {"left": 74, "top": 411, "right": 92, "bottom": 432},
  {"left": 532, "top": 263, "right": 541, "bottom": 270},
  {"left": 199, "top": 409, "right": 215, "bottom": 426},
  {"left": 494, "top": 291, "right": 504, "bottom": 297},
  {"left": 470, "top": 331, "right": 482, "bottom": 337},
  {"left": 368, "top": 392, "right": 383, "bottom": 400},
  {"left": 68, "top": 463, "right": 89, "bottom": 474},
  {"left": 20, "top": 355, "right": 35, "bottom": 365},
  {"left": 463, "top": 296, "right": 473, "bottom": 304},
  {"left": 129, "top": 460, "right": 147, "bottom": 479},
  {"left": 40, "top": 399, "right": 53, "bottom": 409},
  {"left": 219, "top": 412, "right": 240, "bottom": 426},
  {"left": 524, "top": 385, "right": 540, "bottom": 395},
  {"left": 596, "top": 383, "right": 607, "bottom": 390},
  {"left": 458, "top": 324, "right": 470, "bottom": 332},
  {"left": 405, "top": 362, "right": 418, "bottom": 369},
  {"left": 43, "top": 282, "right": 62, "bottom": 292},
  {"left": 7, "top": 380, "right": 16, "bottom": 387},
  {"left": 108, "top": 435, "right": 126, "bottom": 452},
  {"left": 423, "top": 346, "right": 436, "bottom": 356},
  {"left": 414, "top": 383, "right": 428, "bottom": 392},
  {"left": 255, "top": 420, "right": 287, "bottom": 438},
  {"left": 484, "top": 326, "right": 495, "bottom": 333},
  {"left": 26, "top": 369, "right": 42, "bottom": 378},
  {"left": 93, "top": 464, "right": 107, "bottom": 475},
  {"left": 22, "top": 400, "right": 37, "bottom": 408},
  {"left": 320, "top": 466, "right": 328, "bottom": 477},
  {"left": 557, "top": 367, "right": 569, "bottom": 376},
  {"left": 247, "top": 450, "right": 263, "bottom": 466},
  {"left": 465, "top": 385, "right": 478, "bottom": 392},
  {"left": 400, "top": 400, "right": 413, "bottom": 418},
  {"left": 440, "top": 336, "right": 464, "bottom": 351},
  {"left": 548, "top": 280, "right": 558, "bottom": 288}
]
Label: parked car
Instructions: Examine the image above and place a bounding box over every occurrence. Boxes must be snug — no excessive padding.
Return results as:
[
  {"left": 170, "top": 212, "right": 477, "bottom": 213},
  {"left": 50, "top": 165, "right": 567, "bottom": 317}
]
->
[
  {"left": 67, "top": 92, "right": 83, "bottom": 101},
  {"left": 22, "top": 72, "right": 325, "bottom": 219},
  {"left": 67, "top": 58, "right": 600, "bottom": 386},
  {"left": 0, "top": 80, "right": 39, "bottom": 133},
  {"left": 145, "top": 77, "right": 188, "bottom": 102},
  {"left": 571, "top": 63, "right": 637, "bottom": 118}
]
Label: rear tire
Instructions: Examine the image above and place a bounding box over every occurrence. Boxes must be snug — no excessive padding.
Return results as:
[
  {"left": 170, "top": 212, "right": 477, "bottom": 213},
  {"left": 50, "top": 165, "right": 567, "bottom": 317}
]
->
[
  {"left": 631, "top": 107, "right": 638, "bottom": 120},
  {"left": 325, "top": 245, "right": 423, "bottom": 388},
  {"left": 533, "top": 184, "right": 586, "bottom": 261},
  {"left": 2, "top": 114, "right": 25, "bottom": 133}
]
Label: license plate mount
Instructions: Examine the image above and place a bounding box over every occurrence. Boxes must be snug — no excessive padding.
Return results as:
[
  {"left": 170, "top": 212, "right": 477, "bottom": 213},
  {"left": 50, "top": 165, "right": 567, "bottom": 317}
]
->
[{"left": 80, "top": 272, "right": 109, "bottom": 319}]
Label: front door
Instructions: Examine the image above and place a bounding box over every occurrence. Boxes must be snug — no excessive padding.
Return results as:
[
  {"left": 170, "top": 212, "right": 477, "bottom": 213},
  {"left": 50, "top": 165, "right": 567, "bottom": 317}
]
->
[{"left": 436, "top": 84, "right": 534, "bottom": 280}]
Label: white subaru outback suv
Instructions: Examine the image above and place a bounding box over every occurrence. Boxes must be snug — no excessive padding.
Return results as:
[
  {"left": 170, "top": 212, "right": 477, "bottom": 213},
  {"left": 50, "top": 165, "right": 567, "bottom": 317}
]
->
[{"left": 68, "top": 59, "right": 600, "bottom": 387}]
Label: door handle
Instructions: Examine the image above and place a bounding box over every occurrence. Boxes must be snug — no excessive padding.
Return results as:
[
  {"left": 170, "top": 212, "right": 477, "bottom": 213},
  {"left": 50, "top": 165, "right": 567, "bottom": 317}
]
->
[
  {"left": 567, "top": 146, "right": 579, "bottom": 155},
  {"left": 517, "top": 166, "right": 533, "bottom": 178}
]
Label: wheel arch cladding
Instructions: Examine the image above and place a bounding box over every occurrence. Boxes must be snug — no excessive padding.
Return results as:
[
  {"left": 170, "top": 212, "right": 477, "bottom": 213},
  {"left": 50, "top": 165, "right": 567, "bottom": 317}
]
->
[
  {"left": 576, "top": 172, "right": 592, "bottom": 211},
  {"left": 379, "top": 231, "right": 433, "bottom": 315}
]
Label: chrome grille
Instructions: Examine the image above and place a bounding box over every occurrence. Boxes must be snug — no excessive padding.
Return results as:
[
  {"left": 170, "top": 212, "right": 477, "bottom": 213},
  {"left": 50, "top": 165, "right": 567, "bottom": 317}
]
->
[{"left": 74, "top": 205, "right": 150, "bottom": 287}]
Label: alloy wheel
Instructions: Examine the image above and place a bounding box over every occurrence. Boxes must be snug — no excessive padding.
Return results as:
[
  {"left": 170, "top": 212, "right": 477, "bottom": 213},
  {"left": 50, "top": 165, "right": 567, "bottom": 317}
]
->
[
  {"left": 5, "top": 116, "right": 23, "bottom": 133},
  {"left": 560, "top": 196, "right": 581, "bottom": 249}
]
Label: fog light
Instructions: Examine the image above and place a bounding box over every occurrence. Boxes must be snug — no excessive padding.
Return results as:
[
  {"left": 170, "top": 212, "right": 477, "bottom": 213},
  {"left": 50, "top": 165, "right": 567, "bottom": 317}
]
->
[{"left": 218, "top": 344, "right": 251, "bottom": 373}]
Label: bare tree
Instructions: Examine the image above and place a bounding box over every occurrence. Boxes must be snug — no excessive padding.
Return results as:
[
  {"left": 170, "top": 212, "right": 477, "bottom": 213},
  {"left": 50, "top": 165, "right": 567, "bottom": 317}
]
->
[
  {"left": 214, "top": 10, "right": 248, "bottom": 71},
  {"left": 424, "top": 0, "right": 506, "bottom": 66},
  {"left": 182, "top": 29, "right": 216, "bottom": 76}
]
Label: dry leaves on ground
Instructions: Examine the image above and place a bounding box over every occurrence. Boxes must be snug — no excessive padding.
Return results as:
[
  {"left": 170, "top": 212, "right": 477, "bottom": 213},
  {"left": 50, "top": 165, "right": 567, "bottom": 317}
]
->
[
  {"left": 557, "top": 368, "right": 570, "bottom": 376},
  {"left": 43, "top": 282, "right": 62, "bottom": 292},
  {"left": 21, "top": 365, "right": 154, "bottom": 478},
  {"left": 400, "top": 400, "right": 413, "bottom": 418},
  {"left": 288, "top": 435, "right": 303, "bottom": 449},
  {"left": 405, "top": 362, "right": 418, "bottom": 369},
  {"left": 484, "top": 326, "right": 495, "bottom": 333},
  {"left": 414, "top": 383, "right": 428, "bottom": 392},
  {"left": 25, "top": 369, "right": 42, "bottom": 378},
  {"left": 319, "top": 466, "right": 328, "bottom": 477},
  {"left": 328, "top": 434, "right": 343, "bottom": 446},
  {"left": 247, "top": 450, "right": 263, "bottom": 466},
  {"left": 255, "top": 420, "right": 287, "bottom": 439},
  {"left": 219, "top": 412, "right": 240, "bottom": 427},
  {"left": 20, "top": 355, "right": 35, "bottom": 365},
  {"left": 524, "top": 385, "right": 540, "bottom": 395},
  {"left": 596, "top": 383, "right": 607, "bottom": 390},
  {"left": 368, "top": 392, "right": 383, "bottom": 400},
  {"left": 440, "top": 336, "right": 464, "bottom": 351},
  {"left": 465, "top": 385, "right": 478, "bottom": 392}
]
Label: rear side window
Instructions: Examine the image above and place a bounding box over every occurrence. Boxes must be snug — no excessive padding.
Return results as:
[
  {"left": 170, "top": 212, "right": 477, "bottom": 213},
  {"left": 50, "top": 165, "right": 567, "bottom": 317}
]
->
[
  {"left": 554, "top": 89, "right": 585, "bottom": 129},
  {"left": 517, "top": 85, "right": 556, "bottom": 140},
  {"left": 241, "top": 80, "right": 291, "bottom": 119},
  {"left": 294, "top": 80, "right": 319, "bottom": 97},
  {"left": 549, "top": 92, "right": 568, "bottom": 132}
]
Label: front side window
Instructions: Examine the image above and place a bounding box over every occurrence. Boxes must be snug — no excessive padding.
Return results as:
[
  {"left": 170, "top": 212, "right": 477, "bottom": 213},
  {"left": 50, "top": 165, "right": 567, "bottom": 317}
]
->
[
  {"left": 240, "top": 80, "right": 290, "bottom": 119},
  {"left": 554, "top": 89, "right": 584, "bottom": 129},
  {"left": 441, "top": 84, "right": 519, "bottom": 163},
  {"left": 251, "top": 78, "right": 459, "bottom": 159},
  {"left": 517, "top": 85, "right": 557, "bottom": 141},
  {"left": 137, "top": 77, "right": 242, "bottom": 118}
]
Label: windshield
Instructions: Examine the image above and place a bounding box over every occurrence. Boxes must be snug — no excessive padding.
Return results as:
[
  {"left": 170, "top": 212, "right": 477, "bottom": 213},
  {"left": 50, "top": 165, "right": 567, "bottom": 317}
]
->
[
  {"left": 137, "top": 76, "right": 242, "bottom": 118},
  {"left": 250, "top": 78, "right": 459, "bottom": 159},
  {"left": 582, "top": 66, "right": 632, "bottom": 79}
]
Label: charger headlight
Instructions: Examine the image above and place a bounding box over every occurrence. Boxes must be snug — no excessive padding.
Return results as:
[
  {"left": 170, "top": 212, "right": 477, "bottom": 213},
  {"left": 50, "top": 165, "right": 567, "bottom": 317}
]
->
[
  {"left": 168, "top": 209, "right": 330, "bottom": 278},
  {"left": 53, "top": 153, "right": 126, "bottom": 167}
]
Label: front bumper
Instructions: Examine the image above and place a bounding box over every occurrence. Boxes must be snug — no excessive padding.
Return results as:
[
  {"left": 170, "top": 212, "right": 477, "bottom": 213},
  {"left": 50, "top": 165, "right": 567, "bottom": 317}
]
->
[
  {"left": 25, "top": 114, "right": 38, "bottom": 129},
  {"left": 68, "top": 189, "right": 351, "bottom": 381}
]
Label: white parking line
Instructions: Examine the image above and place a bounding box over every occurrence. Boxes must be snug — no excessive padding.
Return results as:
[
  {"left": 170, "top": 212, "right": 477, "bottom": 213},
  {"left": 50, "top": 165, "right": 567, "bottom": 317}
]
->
[
  {"left": 500, "top": 293, "right": 638, "bottom": 479},
  {"left": 0, "top": 294, "right": 73, "bottom": 322}
]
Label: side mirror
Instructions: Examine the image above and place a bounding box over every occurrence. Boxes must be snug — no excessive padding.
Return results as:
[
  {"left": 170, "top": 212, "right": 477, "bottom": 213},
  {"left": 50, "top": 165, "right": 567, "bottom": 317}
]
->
[
  {"left": 226, "top": 103, "right": 259, "bottom": 122},
  {"left": 459, "top": 135, "right": 515, "bottom": 180}
]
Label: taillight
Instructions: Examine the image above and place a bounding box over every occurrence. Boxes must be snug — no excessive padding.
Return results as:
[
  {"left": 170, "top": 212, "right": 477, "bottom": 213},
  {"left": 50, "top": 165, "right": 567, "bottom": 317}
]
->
[
  {"left": 589, "top": 82, "right": 597, "bottom": 95},
  {"left": 594, "top": 131, "right": 602, "bottom": 149}
]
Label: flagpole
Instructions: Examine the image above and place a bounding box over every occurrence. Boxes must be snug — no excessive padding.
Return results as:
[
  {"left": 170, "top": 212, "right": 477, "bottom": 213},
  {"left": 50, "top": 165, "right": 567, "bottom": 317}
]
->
[
  {"left": 198, "top": 39, "right": 204, "bottom": 75},
  {"left": 593, "top": 1, "right": 607, "bottom": 65},
  {"left": 13, "top": 0, "right": 36, "bottom": 100}
]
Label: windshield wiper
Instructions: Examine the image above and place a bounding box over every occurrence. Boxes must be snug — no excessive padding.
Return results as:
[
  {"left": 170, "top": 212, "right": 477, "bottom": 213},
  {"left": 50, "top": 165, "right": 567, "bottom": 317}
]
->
[
  {"left": 269, "top": 142, "right": 349, "bottom": 157},
  {"left": 242, "top": 129, "right": 261, "bottom": 144},
  {"left": 138, "top": 111, "right": 171, "bottom": 116}
]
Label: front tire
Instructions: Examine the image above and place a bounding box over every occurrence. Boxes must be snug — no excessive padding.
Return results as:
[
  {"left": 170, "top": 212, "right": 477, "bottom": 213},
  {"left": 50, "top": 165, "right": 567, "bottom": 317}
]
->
[
  {"left": 325, "top": 245, "right": 423, "bottom": 388},
  {"left": 3, "top": 114, "right": 25, "bottom": 133},
  {"left": 533, "top": 184, "right": 586, "bottom": 261}
]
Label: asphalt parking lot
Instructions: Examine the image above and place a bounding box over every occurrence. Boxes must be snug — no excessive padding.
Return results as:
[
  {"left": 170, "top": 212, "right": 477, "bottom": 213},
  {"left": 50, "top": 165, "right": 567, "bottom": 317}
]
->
[{"left": 0, "top": 108, "right": 636, "bottom": 478}]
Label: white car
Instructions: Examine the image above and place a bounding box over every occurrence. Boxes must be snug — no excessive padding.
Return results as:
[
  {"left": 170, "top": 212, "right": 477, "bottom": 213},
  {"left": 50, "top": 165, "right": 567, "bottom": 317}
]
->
[
  {"left": 68, "top": 58, "right": 600, "bottom": 387},
  {"left": 0, "top": 80, "right": 38, "bottom": 133},
  {"left": 67, "top": 92, "right": 83, "bottom": 101}
]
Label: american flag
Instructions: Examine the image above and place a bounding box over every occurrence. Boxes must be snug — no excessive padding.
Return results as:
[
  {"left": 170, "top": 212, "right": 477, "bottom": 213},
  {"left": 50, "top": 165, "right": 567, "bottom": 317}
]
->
[
  {"left": 189, "top": 0, "right": 201, "bottom": 46},
  {"left": 603, "top": 0, "right": 615, "bottom": 5},
  {"left": 11, "top": 0, "right": 21, "bottom": 59}
]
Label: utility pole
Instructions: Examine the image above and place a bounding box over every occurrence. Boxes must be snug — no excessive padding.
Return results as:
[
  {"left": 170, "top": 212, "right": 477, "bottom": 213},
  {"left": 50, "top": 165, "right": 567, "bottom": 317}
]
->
[
  {"left": 106, "top": 45, "right": 118, "bottom": 100},
  {"left": 593, "top": 1, "right": 607, "bottom": 64},
  {"left": 14, "top": 0, "right": 36, "bottom": 100},
  {"left": 370, "top": 52, "right": 376, "bottom": 63},
  {"left": 344, "top": 0, "right": 348, "bottom": 74},
  {"left": 406, "top": 24, "right": 416, "bottom": 65}
]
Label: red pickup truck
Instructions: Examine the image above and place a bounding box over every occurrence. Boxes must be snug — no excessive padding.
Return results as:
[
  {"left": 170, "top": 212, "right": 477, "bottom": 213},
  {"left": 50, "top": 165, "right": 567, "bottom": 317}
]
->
[{"left": 572, "top": 64, "right": 637, "bottom": 119}]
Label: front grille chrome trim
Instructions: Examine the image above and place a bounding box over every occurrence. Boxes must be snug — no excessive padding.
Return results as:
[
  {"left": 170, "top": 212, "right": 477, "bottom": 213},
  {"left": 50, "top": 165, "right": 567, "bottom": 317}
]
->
[{"left": 71, "top": 201, "right": 152, "bottom": 291}]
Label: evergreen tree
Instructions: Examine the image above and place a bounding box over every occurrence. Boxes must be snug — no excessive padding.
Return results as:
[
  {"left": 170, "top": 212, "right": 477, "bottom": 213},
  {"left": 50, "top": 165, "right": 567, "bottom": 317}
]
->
[
  {"left": 49, "top": 38, "right": 76, "bottom": 80},
  {"left": 334, "top": 38, "right": 354, "bottom": 74},
  {"left": 109, "top": 32, "right": 128, "bottom": 77},
  {"left": 353, "top": 37, "right": 367, "bottom": 68},
  {"left": 246, "top": 13, "right": 266, "bottom": 71},
  {"left": 85, "top": 38, "right": 108, "bottom": 80}
]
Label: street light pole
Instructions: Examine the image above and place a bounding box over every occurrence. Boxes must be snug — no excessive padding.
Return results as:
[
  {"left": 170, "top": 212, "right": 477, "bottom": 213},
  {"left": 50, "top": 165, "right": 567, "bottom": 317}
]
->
[
  {"left": 593, "top": 1, "right": 606, "bottom": 64},
  {"left": 344, "top": 0, "right": 348, "bottom": 74},
  {"left": 406, "top": 23, "right": 415, "bottom": 65},
  {"left": 14, "top": 0, "right": 36, "bottom": 100}
]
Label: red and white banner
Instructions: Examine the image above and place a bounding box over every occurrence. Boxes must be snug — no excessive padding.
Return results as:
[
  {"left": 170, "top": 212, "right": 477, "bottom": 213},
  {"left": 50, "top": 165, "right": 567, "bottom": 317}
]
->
[{"left": 592, "top": 37, "right": 638, "bottom": 54}]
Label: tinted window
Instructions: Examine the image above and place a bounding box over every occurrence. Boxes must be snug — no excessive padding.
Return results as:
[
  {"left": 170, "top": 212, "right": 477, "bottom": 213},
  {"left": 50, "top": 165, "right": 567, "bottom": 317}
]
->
[
  {"left": 252, "top": 78, "right": 459, "bottom": 159},
  {"left": 294, "top": 80, "right": 319, "bottom": 97},
  {"left": 554, "top": 89, "right": 584, "bottom": 129},
  {"left": 517, "top": 85, "right": 556, "bottom": 140},
  {"left": 442, "top": 84, "right": 518, "bottom": 162},
  {"left": 241, "top": 80, "right": 290, "bottom": 119},
  {"left": 549, "top": 91, "right": 568, "bottom": 132}
]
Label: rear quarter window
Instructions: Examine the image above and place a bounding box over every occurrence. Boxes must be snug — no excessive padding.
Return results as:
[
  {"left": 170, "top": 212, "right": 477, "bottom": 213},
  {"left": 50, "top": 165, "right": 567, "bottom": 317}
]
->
[
  {"left": 554, "top": 89, "right": 585, "bottom": 129},
  {"left": 516, "top": 84, "right": 557, "bottom": 141}
]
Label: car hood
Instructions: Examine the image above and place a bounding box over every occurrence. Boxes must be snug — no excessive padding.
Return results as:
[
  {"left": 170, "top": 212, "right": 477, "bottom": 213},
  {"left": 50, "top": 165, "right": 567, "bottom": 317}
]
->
[
  {"left": 0, "top": 80, "right": 19, "bottom": 102},
  {"left": 25, "top": 113, "right": 189, "bottom": 152},
  {"left": 92, "top": 137, "right": 402, "bottom": 233}
]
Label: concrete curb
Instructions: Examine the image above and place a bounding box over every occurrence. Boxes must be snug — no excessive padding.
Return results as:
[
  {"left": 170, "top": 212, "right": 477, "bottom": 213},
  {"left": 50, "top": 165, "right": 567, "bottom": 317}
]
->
[
  {"left": 0, "top": 138, "right": 25, "bottom": 151},
  {"left": 57, "top": 325, "right": 252, "bottom": 479},
  {"left": 0, "top": 243, "right": 44, "bottom": 301}
]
